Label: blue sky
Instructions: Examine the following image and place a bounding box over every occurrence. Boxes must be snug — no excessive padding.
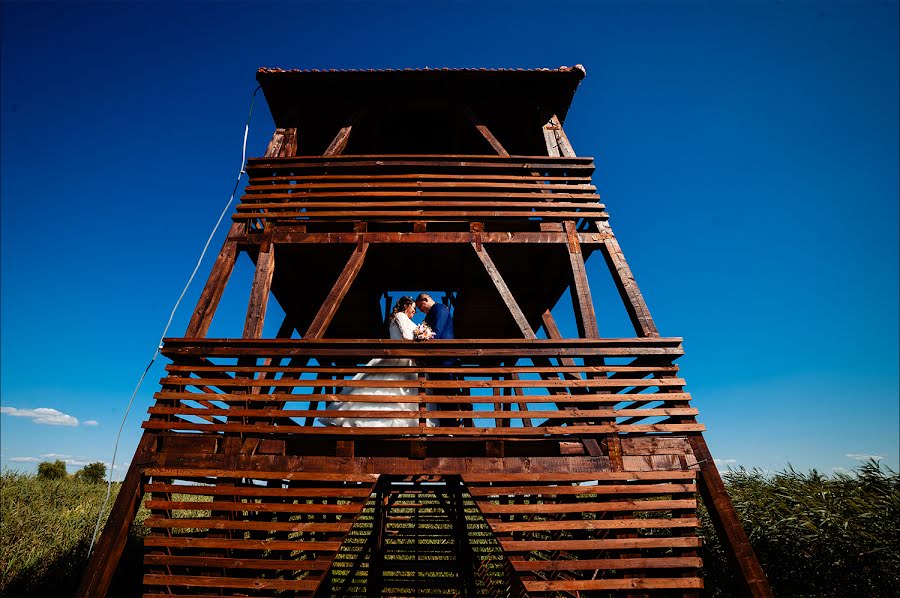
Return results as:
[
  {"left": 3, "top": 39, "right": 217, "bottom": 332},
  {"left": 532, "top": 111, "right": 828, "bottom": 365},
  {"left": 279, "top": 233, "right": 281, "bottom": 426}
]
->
[{"left": 1, "top": 1, "right": 897, "bottom": 479}]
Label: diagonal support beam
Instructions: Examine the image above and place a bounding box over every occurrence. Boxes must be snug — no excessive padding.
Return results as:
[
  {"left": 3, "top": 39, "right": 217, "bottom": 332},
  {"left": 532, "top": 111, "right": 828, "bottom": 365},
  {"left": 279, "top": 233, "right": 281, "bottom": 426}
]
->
[
  {"left": 304, "top": 243, "right": 369, "bottom": 339},
  {"left": 471, "top": 242, "right": 535, "bottom": 339},
  {"left": 323, "top": 108, "right": 366, "bottom": 156},
  {"left": 464, "top": 106, "right": 510, "bottom": 157},
  {"left": 595, "top": 219, "right": 659, "bottom": 338},
  {"left": 76, "top": 433, "right": 158, "bottom": 597}
]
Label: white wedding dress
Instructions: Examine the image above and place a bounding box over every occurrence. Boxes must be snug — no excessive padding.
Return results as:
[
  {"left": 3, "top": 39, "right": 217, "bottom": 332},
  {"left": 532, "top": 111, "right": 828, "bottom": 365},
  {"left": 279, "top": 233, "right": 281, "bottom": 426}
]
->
[{"left": 317, "top": 312, "right": 434, "bottom": 427}]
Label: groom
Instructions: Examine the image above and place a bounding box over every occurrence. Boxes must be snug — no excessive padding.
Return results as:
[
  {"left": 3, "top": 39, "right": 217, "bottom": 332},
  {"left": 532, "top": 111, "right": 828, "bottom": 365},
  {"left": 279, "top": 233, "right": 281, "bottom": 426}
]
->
[{"left": 416, "top": 293, "right": 462, "bottom": 427}]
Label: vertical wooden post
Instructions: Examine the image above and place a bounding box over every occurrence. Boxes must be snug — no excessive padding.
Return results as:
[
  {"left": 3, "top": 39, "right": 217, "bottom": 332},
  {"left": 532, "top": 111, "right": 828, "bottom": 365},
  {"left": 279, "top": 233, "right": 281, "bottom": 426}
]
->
[{"left": 564, "top": 221, "right": 600, "bottom": 339}]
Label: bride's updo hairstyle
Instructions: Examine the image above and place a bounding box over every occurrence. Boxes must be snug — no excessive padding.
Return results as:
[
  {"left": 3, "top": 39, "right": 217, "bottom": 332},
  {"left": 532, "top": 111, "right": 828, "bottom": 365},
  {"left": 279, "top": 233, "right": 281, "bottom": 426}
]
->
[{"left": 390, "top": 296, "right": 415, "bottom": 321}]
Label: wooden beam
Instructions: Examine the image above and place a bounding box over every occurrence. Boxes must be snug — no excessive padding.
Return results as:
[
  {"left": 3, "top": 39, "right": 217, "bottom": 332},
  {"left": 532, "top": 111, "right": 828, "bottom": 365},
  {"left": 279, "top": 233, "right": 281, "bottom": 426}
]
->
[
  {"left": 186, "top": 123, "right": 298, "bottom": 338},
  {"left": 471, "top": 243, "right": 535, "bottom": 339},
  {"left": 265, "top": 127, "right": 298, "bottom": 158},
  {"left": 304, "top": 243, "right": 369, "bottom": 339},
  {"left": 242, "top": 243, "right": 275, "bottom": 339},
  {"left": 564, "top": 221, "right": 600, "bottom": 338},
  {"left": 544, "top": 114, "right": 575, "bottom": 157},
  {"left": 464, "top": 106, "right": 510, "bottom": 157},
  {"left": 688, "top": 434, "right": 774, "bottom": 597},
  {"left": 323, "top": 109, "right": 365, "bottom": 156},
  {"left": 595, "top": 219, "right": 659, "bottom": 338},
  {"left": 185, "top": 225, "right": 241, "bottom": 338},
  {"left": 76, "top": 433, "right": 157, "bottom": 597}
]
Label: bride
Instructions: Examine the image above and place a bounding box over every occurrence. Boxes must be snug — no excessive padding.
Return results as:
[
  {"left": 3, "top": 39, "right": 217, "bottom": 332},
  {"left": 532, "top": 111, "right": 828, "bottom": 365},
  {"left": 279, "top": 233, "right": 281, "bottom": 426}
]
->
[{"left": 318, "top": 296, "right": 434, "bottom": 427}]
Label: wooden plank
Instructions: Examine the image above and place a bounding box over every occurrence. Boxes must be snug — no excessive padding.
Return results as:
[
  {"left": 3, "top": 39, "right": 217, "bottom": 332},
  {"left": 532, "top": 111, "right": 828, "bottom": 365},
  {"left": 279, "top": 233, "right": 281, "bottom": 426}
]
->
[
  {"left": 143, "top": 482, "right": 373, "bottom": 498},
  {"left": 184, "top": 229, "right": 240, "bottom": 337},
  {"left": 512, "top": 557, "right": 702, "bottom": 571},
  {"left": 464, "top": 106, "right": 510, "bottom": 157},
  {"left": 690, "top": 434, "right": 773, "bottom": 597},
  {"left": 144, "top": 468, "right": 378, "bottom": 481},
  {"left": 493, "top": 518, "right": 698, "bottom": 532},
  {"left": 141, "top": 421, "right": 705, "bottom": 435},
  {"left": 144, "top": 517, "right": 351, "bottom": 532},
  {"left": 143, "top": 574, "right": 318, "bottom": 591},
  {"left": 233, "top": 209, "right": 607, "bottom": 220},
  {"left": 157, "top": 375, "right": 686, "bottom": 389},
  {"left": 154, "top": 391, "right": 691, "bottom": 404},
  {"left": 143, "top": 554, "right": 331, "bottom": 570},
  {"left": 544, "top": 114, "right": 575, "bottom": 158},
  {"left": 165, "top": 363, "right": 679, "bottom": 375},
  {"left": 468, "top": 483, "right": 696, "bottom": 496},
  {"left": 303, "top": 242, "right": 369, "bottom": 339},
  {"left": 245, "top": 180, "right": 596, "bottom": 191},
  {"left": 464, "top": 470, "right": 697, "bottom": 482},
  {"left": 143, "top": 536, "right": 341, "bottom": 551},
  {"left": 500, "top": 537, "right": 701, "bottom": 551},
  {"left": 239, "top": 198, "right": 603, "bottom": 209},
  {"left": 76, "top": 433, "right": 156, "bottom": 597},
  {"left": 144, "top": 500, "right": 359, "bottom": 513},
  {"left": 323, "top": 109, "right": 365, "bottom": 156},
  {"left": 524, "top": 579, "right": 703, "bottom": 591},
  {"left": 242, "top": 243, "right": 275, "bottom": 339},
  {"left": 478, "top": 499, "right": 696, "bottom": 514},
  {"left": 471, "top": 243, "right": 535, "bottom": 339},
  {"left": 565, "top": 220, "right": 600, "bottom": 338},
  {"left": 596, "top": 219, "right": 660, "bottom": 337},
  {"left": 148, "top": 406, "right": 697, "bottom": 419}
]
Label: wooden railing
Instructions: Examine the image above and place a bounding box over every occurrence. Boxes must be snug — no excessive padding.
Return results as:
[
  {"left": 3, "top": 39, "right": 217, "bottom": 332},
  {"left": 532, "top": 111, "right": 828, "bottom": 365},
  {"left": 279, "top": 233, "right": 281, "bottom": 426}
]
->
[
  {"left": 147, "top": 338, "right": 703, "bottom": 440},
  {"left": 236, "top": 154, "right": 605, "bottom": 228}
]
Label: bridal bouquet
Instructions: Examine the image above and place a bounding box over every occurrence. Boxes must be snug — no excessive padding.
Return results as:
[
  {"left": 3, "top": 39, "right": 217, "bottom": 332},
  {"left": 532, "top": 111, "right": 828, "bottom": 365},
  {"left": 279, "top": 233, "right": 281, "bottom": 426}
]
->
[{"left": 413, "top": 322, "right": 436, "bottom": 341}]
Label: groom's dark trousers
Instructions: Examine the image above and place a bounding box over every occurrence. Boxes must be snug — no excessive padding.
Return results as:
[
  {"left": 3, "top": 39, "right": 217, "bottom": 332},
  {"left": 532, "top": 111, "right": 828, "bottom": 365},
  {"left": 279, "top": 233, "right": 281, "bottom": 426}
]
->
[{"left": 423, "top": 303, "right": 463, "bottom": 427}]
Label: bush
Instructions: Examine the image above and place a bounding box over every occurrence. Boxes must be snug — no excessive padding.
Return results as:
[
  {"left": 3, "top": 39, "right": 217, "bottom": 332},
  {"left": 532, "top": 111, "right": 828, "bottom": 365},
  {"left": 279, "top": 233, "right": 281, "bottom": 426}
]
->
[
  {"left": 700, "top": 460, "right": 900, "bottom": 597},
  {"left": 36, "top": 460, "right": 67, "bottom": 480},
  {"left": 74, "top": 462, "right": 106, "bottom": 484}
]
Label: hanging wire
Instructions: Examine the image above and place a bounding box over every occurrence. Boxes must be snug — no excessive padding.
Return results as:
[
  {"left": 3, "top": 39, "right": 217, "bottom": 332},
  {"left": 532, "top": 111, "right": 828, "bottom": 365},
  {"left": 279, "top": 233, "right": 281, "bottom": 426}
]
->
[{"left": 87, "top": 84, "right": 262, "bottom": 557}]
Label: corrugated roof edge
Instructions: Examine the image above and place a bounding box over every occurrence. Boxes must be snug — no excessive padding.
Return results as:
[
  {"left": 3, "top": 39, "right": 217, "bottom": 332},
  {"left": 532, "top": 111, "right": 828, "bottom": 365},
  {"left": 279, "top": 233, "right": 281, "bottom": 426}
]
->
[{"left": 257, "top": 65, "right": 586, "bottom": 78}]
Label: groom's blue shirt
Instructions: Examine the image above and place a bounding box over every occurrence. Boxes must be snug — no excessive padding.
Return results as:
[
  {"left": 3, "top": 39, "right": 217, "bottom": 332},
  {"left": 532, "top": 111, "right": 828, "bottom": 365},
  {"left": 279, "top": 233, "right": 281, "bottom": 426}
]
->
[{"left": 424, "top": 303, "right": 455, "bottom": 340}]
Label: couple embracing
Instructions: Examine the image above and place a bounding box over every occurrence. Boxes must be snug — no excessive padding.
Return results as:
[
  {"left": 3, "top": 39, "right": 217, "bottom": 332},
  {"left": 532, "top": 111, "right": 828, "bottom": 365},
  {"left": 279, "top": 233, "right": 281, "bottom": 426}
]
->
[{"left": 318, "top": 294, "right": 460, "bottom": 428}]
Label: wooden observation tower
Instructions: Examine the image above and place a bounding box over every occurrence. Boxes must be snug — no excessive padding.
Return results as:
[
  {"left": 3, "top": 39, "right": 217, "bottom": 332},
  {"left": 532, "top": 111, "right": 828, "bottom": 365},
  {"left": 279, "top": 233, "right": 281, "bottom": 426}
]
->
[{"left": 80, "top": 66, "right": 771, "bottom": 597}]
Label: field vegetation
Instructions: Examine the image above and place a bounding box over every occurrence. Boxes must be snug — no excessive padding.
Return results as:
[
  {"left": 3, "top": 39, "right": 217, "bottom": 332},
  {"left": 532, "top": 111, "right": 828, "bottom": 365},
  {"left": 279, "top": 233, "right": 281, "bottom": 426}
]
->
[{"left": 1, "top": 461, "right": 897, "bottom": 596}]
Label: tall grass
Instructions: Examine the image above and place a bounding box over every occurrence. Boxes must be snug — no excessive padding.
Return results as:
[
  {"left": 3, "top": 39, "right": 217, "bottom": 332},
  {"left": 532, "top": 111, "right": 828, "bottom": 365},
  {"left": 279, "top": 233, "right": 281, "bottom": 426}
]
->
[
  {"left": 699, "top": 460, "right": 900, "bottom": 597},
  {"left": 0, "top": 470, "right": 146, "bottom": 596}
]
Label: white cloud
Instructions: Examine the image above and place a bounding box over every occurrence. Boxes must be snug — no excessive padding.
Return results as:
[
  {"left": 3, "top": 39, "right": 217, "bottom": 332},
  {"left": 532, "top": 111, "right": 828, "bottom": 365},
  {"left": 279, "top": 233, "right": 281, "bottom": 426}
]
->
[
  {"left": 846, "top": 453, "right": 884, "bottom": 462},
  {"left": 9, "top": 456, "right": 41, "bottom": 463},
  {"left": 714, "top": 458, "right": 738, "bottom": 466},
  {"left": 832, "top": 466, "right": 853, "bottom": 475},
  {"left": 0, "top": 406, "right": 79, "bottom": 426},
  {"left": 83, "top": 420, "right": 99, "bottom": 427}
]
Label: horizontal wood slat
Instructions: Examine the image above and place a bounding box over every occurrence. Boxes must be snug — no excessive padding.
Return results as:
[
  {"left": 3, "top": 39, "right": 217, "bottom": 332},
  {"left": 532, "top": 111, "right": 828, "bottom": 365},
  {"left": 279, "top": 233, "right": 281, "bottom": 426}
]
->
[
  {"left": 144, "top": 575, "right": 319, "bottom": 591},
  {"left": 523, "top": 578, "right": 703, "bottom": 591},
  {"left": 142, "top": 421, "right": 706, "bottom": 435}
]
